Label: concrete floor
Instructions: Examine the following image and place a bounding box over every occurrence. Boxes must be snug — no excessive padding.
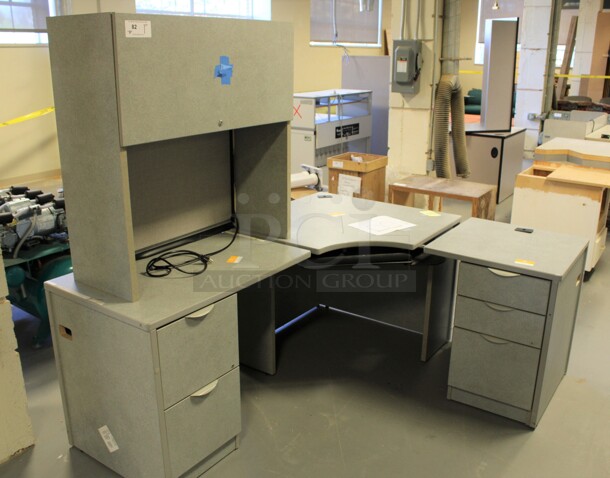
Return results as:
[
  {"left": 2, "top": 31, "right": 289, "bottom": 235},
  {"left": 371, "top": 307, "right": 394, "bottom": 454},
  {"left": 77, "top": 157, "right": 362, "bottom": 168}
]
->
[{"left": 2, "top": 192, "right": 610, "bottom": 478}]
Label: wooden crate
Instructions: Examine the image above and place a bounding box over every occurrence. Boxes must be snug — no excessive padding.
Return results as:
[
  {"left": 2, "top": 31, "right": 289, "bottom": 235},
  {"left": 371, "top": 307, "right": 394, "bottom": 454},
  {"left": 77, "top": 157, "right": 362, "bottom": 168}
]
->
[{"left": 327, "top": 153, "right": 387, "bottom": 201}]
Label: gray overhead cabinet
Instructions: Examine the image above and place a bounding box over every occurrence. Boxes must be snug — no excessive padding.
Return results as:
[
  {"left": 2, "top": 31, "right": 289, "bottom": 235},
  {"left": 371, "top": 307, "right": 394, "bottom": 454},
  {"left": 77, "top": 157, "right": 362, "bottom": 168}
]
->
[
  {"left": 45, "top": 13, "right": 304, "bottom": 477},
  {"left": 425, "top": 218, "right": 588, "bottom": 428},
  {"left": 47, "top": 12, "right": 293, "bottom": 302}
]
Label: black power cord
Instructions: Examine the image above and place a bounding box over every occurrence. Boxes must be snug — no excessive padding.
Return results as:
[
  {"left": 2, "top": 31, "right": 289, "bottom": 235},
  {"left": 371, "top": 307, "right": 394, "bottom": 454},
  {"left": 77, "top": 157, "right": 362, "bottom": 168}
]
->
[{"left": 144, "top": 215, "right": 239, "bottom": 278}]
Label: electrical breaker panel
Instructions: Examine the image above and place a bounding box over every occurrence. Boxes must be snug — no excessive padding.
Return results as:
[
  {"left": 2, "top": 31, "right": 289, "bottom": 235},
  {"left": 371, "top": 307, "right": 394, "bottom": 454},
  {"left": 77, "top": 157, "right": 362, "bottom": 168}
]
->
[{"left": 392, "top": 39, "right": 422, "bottom": 95}]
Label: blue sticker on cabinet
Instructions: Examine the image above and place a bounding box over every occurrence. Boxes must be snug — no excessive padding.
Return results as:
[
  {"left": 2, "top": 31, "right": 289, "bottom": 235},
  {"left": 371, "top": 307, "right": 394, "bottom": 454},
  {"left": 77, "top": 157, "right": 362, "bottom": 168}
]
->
[{"left": 214, "top": 56, "right": 233, "bottom": 85}]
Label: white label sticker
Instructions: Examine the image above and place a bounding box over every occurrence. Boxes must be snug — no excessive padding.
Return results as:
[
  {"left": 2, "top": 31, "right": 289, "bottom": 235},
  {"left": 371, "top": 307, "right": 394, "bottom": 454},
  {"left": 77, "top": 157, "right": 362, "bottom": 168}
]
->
[
  {"left": 98, "top": 425, "right": 119, "bottom": 453},
  {"left": 338, "top": 174, "right": 362, "bottom": 196},
  {"left": 125, "top": 20, "right": 151, "bottom": 38},
  {"left": 397, "top": 59, "right": 408, "bottom": 73},
  {"left": 332, "top": 160, "right": 344, "bottom": 169}
]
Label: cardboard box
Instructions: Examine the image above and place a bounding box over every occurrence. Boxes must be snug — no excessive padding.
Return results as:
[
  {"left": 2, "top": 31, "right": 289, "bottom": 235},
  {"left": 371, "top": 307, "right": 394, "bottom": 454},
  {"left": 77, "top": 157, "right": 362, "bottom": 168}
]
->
[{"left": 327, "top": 153, "right": 388, "bottom": 201}]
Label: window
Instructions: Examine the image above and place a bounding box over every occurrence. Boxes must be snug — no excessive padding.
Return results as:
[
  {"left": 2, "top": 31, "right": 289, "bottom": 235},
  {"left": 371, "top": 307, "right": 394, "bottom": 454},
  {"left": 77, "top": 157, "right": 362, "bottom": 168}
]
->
[
  {"left": 0, "top": 0, "right": 57, "bottom": 45},
  {"left": 310, "top": 0, "right": 382, "bottom": 47},
  {"left": 135, "top": 0, "right": 271, "bottom": 21}
]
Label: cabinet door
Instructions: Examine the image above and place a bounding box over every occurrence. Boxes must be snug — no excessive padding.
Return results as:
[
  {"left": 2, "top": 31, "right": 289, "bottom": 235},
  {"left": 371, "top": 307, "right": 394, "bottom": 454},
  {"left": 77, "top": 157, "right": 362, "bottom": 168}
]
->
[
  {"left": 113, "top": 14, "right": 293, "bottom": 146},
  {"left": 448, "top": 328, "right": 540, "bottom": 411},
  {"left": 157, "top": 295, "right": 238, "bottom": 409}
]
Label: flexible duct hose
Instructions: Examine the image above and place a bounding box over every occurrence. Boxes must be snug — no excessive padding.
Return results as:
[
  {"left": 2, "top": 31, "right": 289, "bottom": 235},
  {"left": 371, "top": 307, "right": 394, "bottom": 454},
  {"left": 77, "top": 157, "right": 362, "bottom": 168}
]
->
[{"left": 434, "top": 75, "right": 470, "bottom": 178}]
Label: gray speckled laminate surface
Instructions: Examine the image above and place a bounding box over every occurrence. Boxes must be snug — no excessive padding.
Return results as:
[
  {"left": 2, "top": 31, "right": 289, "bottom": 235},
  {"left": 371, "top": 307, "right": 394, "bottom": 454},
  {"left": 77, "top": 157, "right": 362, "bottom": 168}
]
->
[
  {"left": 279, "top": 194, "right": 461, "bottom": 254},
  {"left": 45, "top": 233, "right": 310, "bottom": 330},
  {"left": 425, "top": 217, "right": 588, "bottom": 280}
]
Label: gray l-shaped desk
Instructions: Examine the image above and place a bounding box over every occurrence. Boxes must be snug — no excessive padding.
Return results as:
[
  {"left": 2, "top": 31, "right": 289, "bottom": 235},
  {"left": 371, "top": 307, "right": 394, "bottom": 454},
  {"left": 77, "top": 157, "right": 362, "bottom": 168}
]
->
[
  {"left": 45, "top": 201, "right": 588, "bottom": 477},
  {"left": 44, "top": 12, "right": 588, "bottom": 478}
]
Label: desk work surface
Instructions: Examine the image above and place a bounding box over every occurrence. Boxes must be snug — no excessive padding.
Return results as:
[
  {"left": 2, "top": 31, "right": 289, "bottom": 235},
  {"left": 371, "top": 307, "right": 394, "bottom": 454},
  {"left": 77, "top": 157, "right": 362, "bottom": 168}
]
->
[
  {"left": 45, "top": 233, "right": 310, "bottom": 331},
  {"left": 281, "top": 194, "right": 461, "bottom": 255},
  {"left": 424, "top": 218, "right": 588, "bottom": 280}
]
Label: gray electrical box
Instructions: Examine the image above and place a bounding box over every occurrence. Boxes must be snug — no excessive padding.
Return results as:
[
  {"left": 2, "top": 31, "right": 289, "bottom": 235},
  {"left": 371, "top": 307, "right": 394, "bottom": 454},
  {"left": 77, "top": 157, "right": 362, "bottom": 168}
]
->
[{"left": 392, "top": 39, "right": 422, "bottom": 94}]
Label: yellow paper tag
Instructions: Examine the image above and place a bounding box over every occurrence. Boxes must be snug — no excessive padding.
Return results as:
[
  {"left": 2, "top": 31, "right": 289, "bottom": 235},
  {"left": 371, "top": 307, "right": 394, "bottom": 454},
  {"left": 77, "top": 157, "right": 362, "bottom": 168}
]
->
[
  {"left": 226, "top": 255, "right": 242, "bottom": 264},
  {"left": 515, "top": 259, "right": 535, "bottom": 267},
  {"left": 420, "top": 210, "right": 440, "bottom": 217},
  {"left": 329, "top": 212, "right": 345, "bottom": 217}
]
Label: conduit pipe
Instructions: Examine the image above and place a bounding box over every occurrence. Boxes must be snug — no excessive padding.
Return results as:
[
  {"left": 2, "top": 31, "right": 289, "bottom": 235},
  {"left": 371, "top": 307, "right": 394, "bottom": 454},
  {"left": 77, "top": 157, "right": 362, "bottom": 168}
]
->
[{"left": 434, "top": 74, "right": 469, "bottom": 178}]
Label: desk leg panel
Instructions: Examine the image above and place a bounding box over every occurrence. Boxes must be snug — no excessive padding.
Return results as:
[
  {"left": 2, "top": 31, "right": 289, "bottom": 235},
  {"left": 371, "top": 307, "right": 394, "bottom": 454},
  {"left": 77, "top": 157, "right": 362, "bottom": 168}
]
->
[
  {"left": 238, "top": 279, "right": 277, "bottom": 375},
  {"left": 421, "top": 257, "right": 456, "bottom": 361}
]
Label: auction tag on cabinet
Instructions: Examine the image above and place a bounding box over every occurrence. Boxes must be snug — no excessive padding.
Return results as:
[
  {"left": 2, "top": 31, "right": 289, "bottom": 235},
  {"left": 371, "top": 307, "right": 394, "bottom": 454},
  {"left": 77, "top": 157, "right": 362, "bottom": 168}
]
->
[
  {"left": 226, "top": 255, "right": 243, "bottom": 264},
  {"left": 125, "top": 20, "right": 152, "bottom": 38},
  {"left": 98, "top": 425, "right": 119, "bottom": 453},
  {"left": 515, "top": 259, "right": 535, "bottom": 267},
  {"left": 420, "top": 210, "right": 440, "bottom": 217}
]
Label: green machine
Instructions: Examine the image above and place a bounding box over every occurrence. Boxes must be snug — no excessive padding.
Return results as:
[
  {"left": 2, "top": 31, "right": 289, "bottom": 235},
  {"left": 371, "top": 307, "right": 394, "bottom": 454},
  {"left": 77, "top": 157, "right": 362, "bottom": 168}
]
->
[{"left": 1, "top": 186, "right": 71, "bottom": 347}]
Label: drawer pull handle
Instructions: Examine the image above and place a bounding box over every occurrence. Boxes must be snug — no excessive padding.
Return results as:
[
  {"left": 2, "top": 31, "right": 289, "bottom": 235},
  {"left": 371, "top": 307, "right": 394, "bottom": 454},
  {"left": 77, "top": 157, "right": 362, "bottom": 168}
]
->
[
  {"left": 483, "top": 302, "right": 514, "bottom": 313},
  {"left": 191, "top": 380, "right": 219, "bottom": 398},
  {"left": 480, "top": 334, "right": 509, "bottom": 345},
  {"left": 186, "top": 304, "right": 215, "bottom": 320},
  {"left": 487, "top": 268, "right": 520, "bottom": 278}
]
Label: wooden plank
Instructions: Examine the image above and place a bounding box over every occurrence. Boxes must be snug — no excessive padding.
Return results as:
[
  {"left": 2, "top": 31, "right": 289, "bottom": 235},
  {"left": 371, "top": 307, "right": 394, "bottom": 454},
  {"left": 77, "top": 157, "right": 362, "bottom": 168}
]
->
[
  {"left": 557, "top": 16, "right": 578, "bottom": 100},
  {"left": 535, "top": 137, "right": 610, "bottom": 163},
  {"left": 547, "top": 164, "right": 610, "bottom": 188},
  {"left": 290, "top": 187, "right": 317, "bottom": 200},
  {"left": 516, "top": 165, "right": 604, "bottom": 201}
]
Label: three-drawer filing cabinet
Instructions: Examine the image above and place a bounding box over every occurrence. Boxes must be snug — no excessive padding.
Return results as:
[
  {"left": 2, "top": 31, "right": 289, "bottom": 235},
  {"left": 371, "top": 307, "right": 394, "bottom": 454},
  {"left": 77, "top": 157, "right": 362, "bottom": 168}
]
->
[
  {"left": 424, "top": 218, "right": 588, "bottom": 428},
  {"left": 46, "top": 288, "right": 241, "bottom": 478}
]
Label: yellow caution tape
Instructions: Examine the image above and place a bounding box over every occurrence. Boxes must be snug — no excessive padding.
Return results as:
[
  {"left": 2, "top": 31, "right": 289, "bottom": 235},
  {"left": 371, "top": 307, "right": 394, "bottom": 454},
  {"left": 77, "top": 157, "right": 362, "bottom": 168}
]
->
[
  {"left": 0, "top": 106, "right": 55, "bottom": 128},
  {"left": 458, "top": 71, "right": 610, "bottom": 79},
  {"left": 555, "top": 74, "right": 610, "bottom": 79}
]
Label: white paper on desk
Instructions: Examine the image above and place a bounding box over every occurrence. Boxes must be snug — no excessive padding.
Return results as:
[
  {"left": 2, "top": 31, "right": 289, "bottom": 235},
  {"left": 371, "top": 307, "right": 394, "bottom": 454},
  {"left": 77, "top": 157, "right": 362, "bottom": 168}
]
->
[
  {"left": 338, "top": 174, "right": 361, "bottom": 196},
  {"left": 348, "top": 216, "right": 416, "bottom": 236}
]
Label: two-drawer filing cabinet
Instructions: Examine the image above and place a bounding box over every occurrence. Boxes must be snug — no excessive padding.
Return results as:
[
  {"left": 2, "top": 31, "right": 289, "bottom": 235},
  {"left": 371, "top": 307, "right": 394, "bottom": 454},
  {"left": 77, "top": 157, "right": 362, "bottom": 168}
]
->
[
  {"left": 424, "top": 218, "right": 588, "bottom": 428},
  {"left": 46, "top": 290, "right": 240, "bottom": 478},
  {"left": 44, "top": 232, "right": 311, "bottom": 477}
]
